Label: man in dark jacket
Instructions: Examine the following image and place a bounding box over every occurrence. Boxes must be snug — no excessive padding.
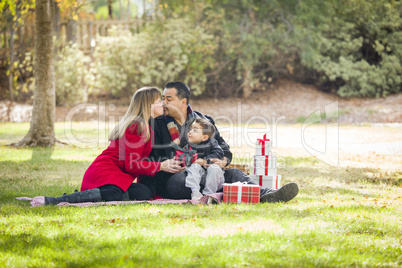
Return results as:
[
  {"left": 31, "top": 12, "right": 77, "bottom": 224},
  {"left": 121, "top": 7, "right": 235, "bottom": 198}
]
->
[{"left": 140, "top": 81, "right": 299, "bottom": 203}]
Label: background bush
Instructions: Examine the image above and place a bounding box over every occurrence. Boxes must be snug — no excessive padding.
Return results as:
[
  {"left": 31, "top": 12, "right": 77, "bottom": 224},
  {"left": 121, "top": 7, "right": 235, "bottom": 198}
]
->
[
  {"left": 55, "top": 43, "right": 95, "bottom": 105},
  {"left": 93, "top": 19, "right": 214, "bottom": 97},
  {"left": 2, "top": 0, "right": 401, "bottom": 101},
  {"left": 11, "top": 44, "right": 95, "bottom": 105},
  {"left": 303, "top": 0, "right": 402, "bottom": 97}
]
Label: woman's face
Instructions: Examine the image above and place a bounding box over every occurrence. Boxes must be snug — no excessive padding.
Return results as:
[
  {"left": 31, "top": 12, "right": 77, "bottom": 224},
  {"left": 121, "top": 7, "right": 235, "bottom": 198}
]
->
[{"left": 151, "top": 96, "right": 164, "bottom": 118}]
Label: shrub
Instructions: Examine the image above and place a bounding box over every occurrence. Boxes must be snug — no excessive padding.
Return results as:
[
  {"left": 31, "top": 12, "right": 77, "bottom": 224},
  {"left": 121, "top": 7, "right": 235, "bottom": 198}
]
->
[
  {"left": 55, "top": 43, "right": 95, "bottom": 105},
  {"left": 93, "top": 18, "right": 214, "bottom": 97},
  {"left": 14, "top": 44, "right": 95, "bottom": 105},
  {"left": 304, "top": 0, "right": 402, "bottom": 97}
]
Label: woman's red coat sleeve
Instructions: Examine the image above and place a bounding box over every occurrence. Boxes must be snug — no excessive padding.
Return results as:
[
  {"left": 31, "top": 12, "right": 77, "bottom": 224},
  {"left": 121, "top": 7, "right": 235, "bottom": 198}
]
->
[{"left": 123, "top": 125, "right": 161, "bottom": 177}]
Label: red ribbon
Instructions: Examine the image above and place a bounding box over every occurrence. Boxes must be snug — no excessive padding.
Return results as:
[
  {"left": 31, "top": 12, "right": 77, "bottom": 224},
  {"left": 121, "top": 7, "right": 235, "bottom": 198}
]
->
[
  {"left": 254, "top": 157, "right": 256, "bottom": 175},
  {"left": 254, "top": 155, "right": 269, "bottom": 180},
  {"left": 257, "top": 134, "right": 270, "bottom": 155}
]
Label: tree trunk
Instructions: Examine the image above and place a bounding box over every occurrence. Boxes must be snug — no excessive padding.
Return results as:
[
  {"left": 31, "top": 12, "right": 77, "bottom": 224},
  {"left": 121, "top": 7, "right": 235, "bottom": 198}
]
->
[
  {"left": 14, "top": 0, "right": 56, "bottom": 147},
  {"left": 126, "top": 0, "right": 131, "bottom": 20},
  {"left": 8, "top": 25, "right": 15, "bottom": 102},
  {"left": 242, "top": 67, "right": 253, "bottom": 98},
  {"left": 66, "top": 18, "right": 77, "bottom": 43},
  {"left": 52, "top": 0, "right": 60, "bottom": 39},
  {"left": 108, "top": 0, "right": 113, "bottom": 19},
  {"left": 118, "top": 0, "right": 123, "bottom": 19}
]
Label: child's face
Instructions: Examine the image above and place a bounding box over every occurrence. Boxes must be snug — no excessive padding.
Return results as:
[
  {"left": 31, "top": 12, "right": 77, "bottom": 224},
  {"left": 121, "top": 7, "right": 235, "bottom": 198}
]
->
[{"left": 188, "top": 122, "right": 209, "bottom": 144}]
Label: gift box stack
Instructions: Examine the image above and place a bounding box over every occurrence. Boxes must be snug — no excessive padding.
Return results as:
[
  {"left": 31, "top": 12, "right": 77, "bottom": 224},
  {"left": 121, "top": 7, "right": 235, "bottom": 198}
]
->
[
  {"left": 250, "top": 134, "right": 282, "bottom": 190},
  {"left": 222, "top": 134, "right": 281, "bottom": 204}
]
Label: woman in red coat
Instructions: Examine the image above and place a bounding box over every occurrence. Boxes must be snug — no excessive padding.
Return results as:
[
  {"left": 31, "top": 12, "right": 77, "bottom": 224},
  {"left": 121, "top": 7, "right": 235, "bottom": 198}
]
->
[{"left": 45, "top": 87, "right": 182, "bottom": 205}]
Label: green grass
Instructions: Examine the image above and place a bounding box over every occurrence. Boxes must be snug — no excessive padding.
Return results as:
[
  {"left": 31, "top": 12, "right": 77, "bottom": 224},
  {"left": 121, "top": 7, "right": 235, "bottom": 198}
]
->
[{"left": 1, "top": 123, "right": 401, "bottom": 267}]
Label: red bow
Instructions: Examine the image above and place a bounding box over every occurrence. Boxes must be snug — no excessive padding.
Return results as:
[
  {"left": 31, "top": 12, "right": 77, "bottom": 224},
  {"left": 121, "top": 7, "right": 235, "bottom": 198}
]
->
[{"left": 257, "top": 134, "right": 270, "bottom": 145}]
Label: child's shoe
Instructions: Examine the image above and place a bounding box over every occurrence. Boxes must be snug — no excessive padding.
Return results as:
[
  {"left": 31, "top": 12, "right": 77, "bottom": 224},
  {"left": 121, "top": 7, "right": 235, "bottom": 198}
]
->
[{"left": 191, "top": 190, "right": 203, "bottom": 202}]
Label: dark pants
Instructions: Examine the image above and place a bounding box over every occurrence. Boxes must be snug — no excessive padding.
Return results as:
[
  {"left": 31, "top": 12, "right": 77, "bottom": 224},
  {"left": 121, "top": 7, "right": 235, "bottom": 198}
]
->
[
  {"left": 160, "top": 168, "right": 273, "bottom": 199},
  {"left": 98, "top": 183, "right": 154, "bottom": 201}
]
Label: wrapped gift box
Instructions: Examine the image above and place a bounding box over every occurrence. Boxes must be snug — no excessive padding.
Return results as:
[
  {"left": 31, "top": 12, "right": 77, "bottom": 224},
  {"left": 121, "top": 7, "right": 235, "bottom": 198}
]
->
[
  {"left": 251, "top": 175, "right": 282, "bottom": 190},
  {"left": 175, "top": 150, "right": 198, "bottom": 167},
  {"left": 223, "top": 183, "right": 260, "bottom": 204},
  {"left": 255, "top": 134, "right": 271, "bottom": 155},
  {"left": 253, "top": 154, "right": 277, "bottom": 176}
]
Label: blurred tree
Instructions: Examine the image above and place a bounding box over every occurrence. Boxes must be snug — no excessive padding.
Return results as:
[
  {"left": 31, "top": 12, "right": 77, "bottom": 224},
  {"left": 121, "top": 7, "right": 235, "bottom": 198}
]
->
[
  {"left": 0, "top": 0, "right": 34, "bottom": 101},
  {"left": 55, "top": 0, "right": 91, "bottom": 43},
  {"left": 108, "top": 0, "right": 113, "bottom": 19},
  {"left": 91, "top": 0, "right": 138, "bottom": 19},
  {"left": 158, "top": 0, "right": 304, "bottom": 97},
  {"left": 14, "top": 0, "right": 56, "bottom": 147},
  {"left": 2, "top": 0, "right": 400, "bottom": 101}
]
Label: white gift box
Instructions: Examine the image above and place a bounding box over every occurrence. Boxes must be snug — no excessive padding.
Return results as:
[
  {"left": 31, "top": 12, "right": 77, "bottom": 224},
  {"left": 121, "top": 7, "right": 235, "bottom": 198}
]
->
[
  {"left": 253, "top": 154, "right": 277, "bottom": 176},
  {"left": 255, "top": 139, "right": 271, "bottom": 156},
  {"left": 251, "top": 175, "right": 282, "bottom": 190}
]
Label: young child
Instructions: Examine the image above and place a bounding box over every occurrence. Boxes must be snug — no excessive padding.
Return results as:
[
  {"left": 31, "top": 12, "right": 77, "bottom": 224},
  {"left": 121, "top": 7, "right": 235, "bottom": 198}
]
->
[{"left": 183, "top": 118, "right": 225, "bottom": 202}]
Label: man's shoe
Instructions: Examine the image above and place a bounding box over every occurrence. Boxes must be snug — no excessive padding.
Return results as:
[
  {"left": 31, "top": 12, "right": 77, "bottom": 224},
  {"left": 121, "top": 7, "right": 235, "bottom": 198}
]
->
[
  {"left": 260, "top": 182, "right": 299, "bottom": 203},
  {"left": 45, "top": 188, "right": 102, "bottom": 205}
]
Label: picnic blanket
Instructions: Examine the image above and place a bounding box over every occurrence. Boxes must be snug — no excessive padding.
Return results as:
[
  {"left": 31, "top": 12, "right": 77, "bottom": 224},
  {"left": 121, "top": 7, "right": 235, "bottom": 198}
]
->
[{"left": 16, "top": 193, "right": 224, "bottom": 207}]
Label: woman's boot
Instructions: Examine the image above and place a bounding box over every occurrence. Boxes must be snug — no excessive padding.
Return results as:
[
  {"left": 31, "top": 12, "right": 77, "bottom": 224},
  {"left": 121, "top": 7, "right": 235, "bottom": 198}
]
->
[{"left": 45, "top": 188, "right": 102, "bottom": 205}]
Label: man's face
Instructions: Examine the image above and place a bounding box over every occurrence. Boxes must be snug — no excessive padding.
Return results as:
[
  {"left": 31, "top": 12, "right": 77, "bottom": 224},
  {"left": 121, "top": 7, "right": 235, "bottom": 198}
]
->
[
  {"left": 162, "top": 87, "right": 187, "bottom": 121},
  {"left": 188, "top": 122, "right": 209, "bottom": 144}
]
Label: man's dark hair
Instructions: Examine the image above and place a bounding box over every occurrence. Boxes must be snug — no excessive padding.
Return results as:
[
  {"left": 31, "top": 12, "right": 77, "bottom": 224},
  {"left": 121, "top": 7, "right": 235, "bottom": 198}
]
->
[
  {"left": 165, "top": 81, "right": 190, "bottom": 104},
  {"left": 193, "top": 118, "right": 215, "bottom": 139}
]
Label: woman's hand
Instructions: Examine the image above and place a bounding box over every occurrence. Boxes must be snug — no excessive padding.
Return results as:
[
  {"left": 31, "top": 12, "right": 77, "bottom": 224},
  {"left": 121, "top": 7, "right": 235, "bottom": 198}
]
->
[{"left": 160, "top": 159, "right": 183, "bottom": 173}]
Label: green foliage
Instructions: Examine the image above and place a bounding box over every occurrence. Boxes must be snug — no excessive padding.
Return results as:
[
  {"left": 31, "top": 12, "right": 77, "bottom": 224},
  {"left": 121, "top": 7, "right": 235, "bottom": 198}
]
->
[
  {"left": 14, "top": 44, "right": 96, "bottom": 105},
  {"left": 160, "top": 0, "right": 317, "bottom": 96},
  {"left": 95, "top": 1, "right": 138, "bottom": 20},
  {"left": 93, "top": 19, "right": 214, "bottom": 96},
  {"left": 54, "top": 43, "right": 95, "bottom": 105},
  {"left": 10, "top": 51, "right": 34, "bottom": 99},
  {"left": 158, "top": 0, "right": 402, "bottom": 98},
  {"left": 2, "top": 0, "right": 402, "bottom": 101},
  {"left": 301, "top": 0, "right": 402, "bottom": 97}
]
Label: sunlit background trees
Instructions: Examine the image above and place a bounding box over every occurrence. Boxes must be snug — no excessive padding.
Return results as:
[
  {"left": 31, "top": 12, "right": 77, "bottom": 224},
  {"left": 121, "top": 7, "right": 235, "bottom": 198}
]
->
[{"left": 1, "top": 0, "right": 401, "bottom": 106}]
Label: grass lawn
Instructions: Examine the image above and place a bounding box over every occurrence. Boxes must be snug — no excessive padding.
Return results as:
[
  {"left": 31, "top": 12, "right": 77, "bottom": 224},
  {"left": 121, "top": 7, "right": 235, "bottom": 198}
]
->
[{"left": 0, "top": 123, "right": 401, "bottom": 267}]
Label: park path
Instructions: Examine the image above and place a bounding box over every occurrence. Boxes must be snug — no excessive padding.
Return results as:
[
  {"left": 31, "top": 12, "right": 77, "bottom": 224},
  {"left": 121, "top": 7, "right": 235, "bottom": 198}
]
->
[{"left": 222, "top": 125, "right": 402, "bottom": 171}]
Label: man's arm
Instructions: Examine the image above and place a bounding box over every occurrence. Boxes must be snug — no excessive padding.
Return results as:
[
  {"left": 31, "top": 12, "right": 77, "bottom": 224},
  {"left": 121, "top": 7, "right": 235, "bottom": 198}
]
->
[{"left": 204, "top": 114, "right": 232, "bottom": 166}]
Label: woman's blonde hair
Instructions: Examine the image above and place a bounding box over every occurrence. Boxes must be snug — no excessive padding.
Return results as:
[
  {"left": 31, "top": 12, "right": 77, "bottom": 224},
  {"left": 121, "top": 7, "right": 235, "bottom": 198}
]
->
[{"left": 108, "top": 87, "right": 161, "bottom": 141}]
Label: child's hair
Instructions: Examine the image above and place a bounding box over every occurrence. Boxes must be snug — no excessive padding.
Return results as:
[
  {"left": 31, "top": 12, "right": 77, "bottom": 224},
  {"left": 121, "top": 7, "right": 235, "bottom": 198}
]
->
[{"left": 193, "top": 118, "right": 215, "bottom": 139}]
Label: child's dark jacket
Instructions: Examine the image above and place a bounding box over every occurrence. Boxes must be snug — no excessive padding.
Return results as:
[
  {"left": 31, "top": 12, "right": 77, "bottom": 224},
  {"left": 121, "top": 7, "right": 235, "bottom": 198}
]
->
[{"left": 186, "top": 138, "right": 224, "bottom": 163}]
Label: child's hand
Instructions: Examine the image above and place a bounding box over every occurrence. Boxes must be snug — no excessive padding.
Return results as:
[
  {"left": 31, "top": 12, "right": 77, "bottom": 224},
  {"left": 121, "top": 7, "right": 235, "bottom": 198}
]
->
[
  {"left": 202, "top": 162, "right": 210, "bottom": 169},
  {"left": 208, "top": 157, "right": 228, "bottom": 168},
  {"left": 194, "top": 159, "right": 206, "bottom": 166}
]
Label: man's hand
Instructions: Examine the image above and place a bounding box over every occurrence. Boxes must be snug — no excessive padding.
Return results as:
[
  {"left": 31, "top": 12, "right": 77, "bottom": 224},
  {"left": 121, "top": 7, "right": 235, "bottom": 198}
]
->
[
  {"left": 206, "top": 157, "right": 228, "bottom": 169},
  {"left": 160, "top": 159, "right": 182, "bottom": 173}
]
